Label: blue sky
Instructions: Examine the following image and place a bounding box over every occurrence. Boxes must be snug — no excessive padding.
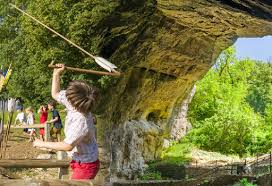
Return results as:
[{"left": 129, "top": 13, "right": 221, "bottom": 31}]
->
[{"left": 234, "top": 36, "right": 272, "bottom": 62}]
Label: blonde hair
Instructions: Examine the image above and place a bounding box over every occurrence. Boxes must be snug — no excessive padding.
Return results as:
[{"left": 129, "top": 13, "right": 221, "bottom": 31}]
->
[{"left": 26, "top": 107, "right": 33, "bottom": 113}]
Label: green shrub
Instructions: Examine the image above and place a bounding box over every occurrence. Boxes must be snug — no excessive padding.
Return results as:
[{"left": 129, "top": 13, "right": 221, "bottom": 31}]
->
[
  {"left": 140, "top": 170, "right": 162, "bottom": 180},
  {"left": 235, "top": 178, "right": 256, "bottom": 186},
  {"left": 187, "top": 47, "right": 272, "bottom": 156}
]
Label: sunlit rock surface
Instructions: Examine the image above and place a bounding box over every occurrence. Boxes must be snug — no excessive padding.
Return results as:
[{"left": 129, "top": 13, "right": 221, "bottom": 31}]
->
[
  {"left": 110, "top": 120, "right": 163, "bottom": 180},
  {"left": 96, "top": 0, "right": 272, "bottom": 179},
  {"left": 170, "top": 85, "right": 196, "bottom": 140}
]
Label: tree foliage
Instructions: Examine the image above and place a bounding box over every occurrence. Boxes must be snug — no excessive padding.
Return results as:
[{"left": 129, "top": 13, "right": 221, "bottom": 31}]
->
[
  {"left": 187, "top": 47, "right": 272, "bottom": 156},
  {"left": 246, "top": 63, "right": 272, "bottom": 115},
  {"left": 0, "top": 0, "right": 118, "bottom": 107}
]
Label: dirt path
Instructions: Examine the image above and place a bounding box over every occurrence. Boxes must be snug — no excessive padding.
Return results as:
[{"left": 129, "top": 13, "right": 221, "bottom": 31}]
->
[
  {"left": 0, "top": 129, "right": 59, "bottom": 179},
  {"left": 190, "top": 148, "right": 241, "bottom": 166},
  {"left": 3, "top": 130, "right": 45, "bottom": 159},
  {"left": 1, "top": 128, "right": 109, "bottom": 183}
]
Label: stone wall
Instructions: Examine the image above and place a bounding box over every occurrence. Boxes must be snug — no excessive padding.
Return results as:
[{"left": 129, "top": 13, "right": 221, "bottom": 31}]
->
[{"left": 110, "top": 120, "right": 163, "bottom": 180}]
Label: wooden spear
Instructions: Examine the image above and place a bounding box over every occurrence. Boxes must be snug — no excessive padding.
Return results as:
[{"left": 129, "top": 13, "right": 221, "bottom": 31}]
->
[
  {"left": 48, "top": 61, "right": 121, "bottom": 76},
  {"left": 10, "top": 3, "right": 121, "bottom": 77}
]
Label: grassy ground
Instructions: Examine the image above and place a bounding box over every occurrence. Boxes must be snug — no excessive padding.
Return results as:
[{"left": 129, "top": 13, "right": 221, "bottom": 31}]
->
[
  {"left": 160, "top": 142, "right": 192, "bottom": 165},
  {"left": 140, "top": 141, "right": 241, "bottom": 180},
  {"left": 3, "top": 128, "right": 52, "bottom": 159},
  {"left": 140, "top": 142, "right": 192, "bottom": 180}
]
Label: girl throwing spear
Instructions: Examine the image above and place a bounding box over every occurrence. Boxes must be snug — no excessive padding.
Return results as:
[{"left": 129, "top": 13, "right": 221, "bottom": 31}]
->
[{"left": 34, "top": 64, "right": 100, "bottom": 180}]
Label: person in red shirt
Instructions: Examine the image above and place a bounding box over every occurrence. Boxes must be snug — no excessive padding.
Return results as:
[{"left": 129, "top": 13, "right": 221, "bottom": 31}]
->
[{"left": 38, "top": 104, "right": 48, "bottom": 141}]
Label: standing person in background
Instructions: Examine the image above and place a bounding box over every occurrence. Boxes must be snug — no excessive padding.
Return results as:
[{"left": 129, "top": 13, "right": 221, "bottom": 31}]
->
[
  {"left": 47, "top": 101, "right": 62, "bottom": 142},
  {"left": 38, "top": 104, "right": 48, "bottom": 141},
  {"left": 14, "top": 107, "right": 26, "bottom": 126},
  {"left": 15, "top": 98, "right": 23, "bottom": 111},
  {"left": 26, "top": 107, "right": 35, "bottom": 142}
]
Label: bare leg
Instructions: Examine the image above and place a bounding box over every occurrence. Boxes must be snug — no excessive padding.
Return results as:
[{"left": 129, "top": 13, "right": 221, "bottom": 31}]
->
[
  {"left": 32, "top": 135, "right": 35, "bottom": 142},
  {"left": 40, "top": 135, "right": 44, "bottom": 141},
  {"left": 57, "top": 133, "right": 61, "bottom": 142},
  {"left": 28, "top": 130, "right": 35, "bottom": 142},
  {"left": 28, "top": 134, "right": 32, "bottom": 142}
]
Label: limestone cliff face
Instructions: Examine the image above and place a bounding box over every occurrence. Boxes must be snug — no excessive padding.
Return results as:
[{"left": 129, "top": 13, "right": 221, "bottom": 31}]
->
[
  {"left": 96, "top": 0, "right": 272, "bottom": 179},
  {"left": 170, "top": 85, "right": 196, "bottom": 141}
]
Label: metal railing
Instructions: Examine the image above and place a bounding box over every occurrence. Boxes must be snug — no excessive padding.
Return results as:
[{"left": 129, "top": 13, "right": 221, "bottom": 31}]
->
[{"left": 190, "top": 152, "right": 272, "bottom": 183}]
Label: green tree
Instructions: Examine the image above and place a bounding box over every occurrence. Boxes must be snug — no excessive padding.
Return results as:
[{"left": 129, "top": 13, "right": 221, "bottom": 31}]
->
[
  {"left": 188, "top": 47, "right": 255, "bottom": 123},
  {"left": 0, "top": 0, "right": 118, "bottom": 107},
  {"left": 187, "top": 47, "right": 264, "bottom": 156},
  {"left": 187, "top": 104, "right": 260, "bottom": 156},
  {"left": 246, "top": 62, "right": 272, "bottom": 115}
]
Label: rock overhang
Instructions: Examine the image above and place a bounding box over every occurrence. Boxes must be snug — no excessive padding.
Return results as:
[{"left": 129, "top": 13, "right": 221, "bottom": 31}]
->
[{"left": 99, "top": 0, "right": 272, "bottom": 178}]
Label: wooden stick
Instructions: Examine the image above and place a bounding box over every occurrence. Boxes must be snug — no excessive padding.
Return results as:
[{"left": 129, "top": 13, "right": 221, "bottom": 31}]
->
[
  {"left": 3, "top": 112, "right": 13, "bottom": 158},
  {"left": 0, "top": 100, "right": 5, "bottom": 159},
  {"left": 57, "top": 151, "right": 69, "bottom": 179},
  {"left": 1, "top": 112, "right": 12, "bottom": 159},
  {"left": 0, "top": 159, "right": 69, "bottom": 168},
  {"left": 10, "top": 4, "right": 121, "bottom": 76},
  {"left": 12, "top": 124, "right": 45, "bottom": 129},
  {"left": 10, "top": 4, "right": 96, "bottom": 59},
  {"left": 48, "top": 64, "right": 121, "bottom": 77},
  {"left": 44, "top": 122, "right": 50, "bottom": 142}
]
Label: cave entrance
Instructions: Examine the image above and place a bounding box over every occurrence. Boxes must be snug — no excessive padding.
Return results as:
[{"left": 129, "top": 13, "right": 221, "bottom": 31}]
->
[
  {"left": 161, "top": 36, "right": 272, "bottom": 181},
  {"left": 186, "top": 35, "right": 272, "bottom": 157}
]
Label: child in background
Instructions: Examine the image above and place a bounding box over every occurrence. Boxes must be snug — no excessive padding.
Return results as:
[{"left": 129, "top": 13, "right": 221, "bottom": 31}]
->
[
  {"left": 38, "top": 104, "right": 48, "bottom": 141},
  {"left": 34, "top": 64, "right": 100, "bottom": 180},
  {"left": 14, "top": 107, "right": 26, "bottom": 126},
  {"left": 26, "top": 107, "right": 35, "bottom": 142},
  {"left": 47, "top": 101, "right": 62, "bottom": 142}
]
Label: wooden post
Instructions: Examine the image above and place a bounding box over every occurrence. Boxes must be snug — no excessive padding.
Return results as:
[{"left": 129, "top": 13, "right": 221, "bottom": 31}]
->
[
  {"left": 0, "top": 159, "right": 69, "bottom": 168},
  {"left": 269, "top": 151, "right": 272, "bottom": 173},
  {"left": 44, "top": 123, "right": 50, "bottom": 142},
  {"left": 57, "top": 151, "right": 69, "bottom": 179}
]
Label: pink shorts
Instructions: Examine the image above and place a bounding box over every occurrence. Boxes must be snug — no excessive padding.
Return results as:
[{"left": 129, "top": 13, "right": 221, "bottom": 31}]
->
[{"left": 70, "top": 159, "right": 100, "bottom": 180}]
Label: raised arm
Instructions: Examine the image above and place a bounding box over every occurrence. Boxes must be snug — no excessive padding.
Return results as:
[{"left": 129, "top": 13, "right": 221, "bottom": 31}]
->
[
  {"left": 37, "top": 106, "right": 42, "bottom": 114},
  {"left": 51, "top": 64, "right": 65, "bottom": 100}
]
